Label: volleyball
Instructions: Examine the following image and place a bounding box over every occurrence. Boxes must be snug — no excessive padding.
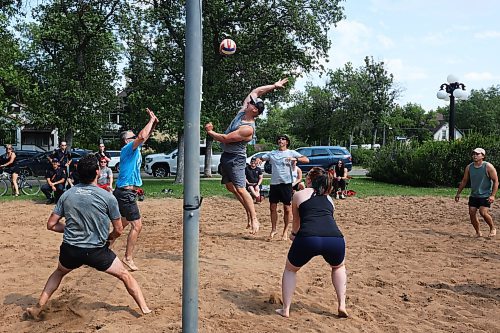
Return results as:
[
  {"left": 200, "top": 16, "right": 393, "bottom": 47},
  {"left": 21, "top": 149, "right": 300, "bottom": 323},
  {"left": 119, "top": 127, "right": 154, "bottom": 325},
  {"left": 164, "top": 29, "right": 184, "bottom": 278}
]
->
[{"left": 219, "top": 38, "right": 236, "bottom": 55}]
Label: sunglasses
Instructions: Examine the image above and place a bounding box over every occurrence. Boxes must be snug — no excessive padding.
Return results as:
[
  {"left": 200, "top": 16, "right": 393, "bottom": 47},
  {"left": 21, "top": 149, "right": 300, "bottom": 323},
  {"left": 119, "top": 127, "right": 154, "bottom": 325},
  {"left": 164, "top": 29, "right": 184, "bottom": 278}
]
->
[
  {"left": 127, "top": 135, "right": 137, "bottom": 140},
  {"left": 277, "top": 137, "right": 288, "bottom": 141}
]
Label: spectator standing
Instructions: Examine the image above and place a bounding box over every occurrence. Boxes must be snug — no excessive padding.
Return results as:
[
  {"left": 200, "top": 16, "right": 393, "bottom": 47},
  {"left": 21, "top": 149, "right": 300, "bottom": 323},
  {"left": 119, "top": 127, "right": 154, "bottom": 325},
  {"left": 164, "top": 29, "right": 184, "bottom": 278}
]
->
[
  {"left": 97, "top": 143, "right": 111, "bottom": 163},
  {"left": 49, "top": 141, "right": 72, "bottom": 176},
  {"left": 97, "top": 158, "right": 113, "bottom": 192}
]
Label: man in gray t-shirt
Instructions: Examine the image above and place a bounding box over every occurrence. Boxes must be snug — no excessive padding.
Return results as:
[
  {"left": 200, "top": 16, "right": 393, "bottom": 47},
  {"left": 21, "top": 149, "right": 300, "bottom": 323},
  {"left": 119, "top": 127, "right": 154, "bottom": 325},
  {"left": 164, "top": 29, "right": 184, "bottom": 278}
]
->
[
  {"left": 257, "top": 134, "right": 309, "bottom": 240},
  {"left": 25, "top": 155, "right": 151, "bottom": 320}
]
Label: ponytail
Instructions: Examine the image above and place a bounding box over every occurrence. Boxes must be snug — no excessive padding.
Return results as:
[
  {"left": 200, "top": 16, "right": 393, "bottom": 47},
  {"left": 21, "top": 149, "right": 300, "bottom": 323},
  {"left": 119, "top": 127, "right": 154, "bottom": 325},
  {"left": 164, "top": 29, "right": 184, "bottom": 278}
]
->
[{"left": 308, "top": 167, "right": 334, "bottom": 196}]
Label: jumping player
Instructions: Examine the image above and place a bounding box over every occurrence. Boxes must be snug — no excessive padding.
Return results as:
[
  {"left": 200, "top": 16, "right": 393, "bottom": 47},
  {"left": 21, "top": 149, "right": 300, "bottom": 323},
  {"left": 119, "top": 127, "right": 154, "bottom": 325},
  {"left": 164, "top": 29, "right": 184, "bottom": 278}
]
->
[{"left": 205, "top": 78, "right": 288, "bottom": 234}]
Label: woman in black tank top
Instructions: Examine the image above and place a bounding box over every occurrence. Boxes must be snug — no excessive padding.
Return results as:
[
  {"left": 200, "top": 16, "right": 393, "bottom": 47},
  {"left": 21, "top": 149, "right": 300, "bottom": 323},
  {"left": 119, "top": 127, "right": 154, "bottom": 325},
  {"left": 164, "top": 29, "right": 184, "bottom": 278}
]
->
[
  {"left": 276, "top": 167, "right": 348, "bottom": 319},
  {"left": 0, "top": 144, "right": 20, "bottom": 196}
]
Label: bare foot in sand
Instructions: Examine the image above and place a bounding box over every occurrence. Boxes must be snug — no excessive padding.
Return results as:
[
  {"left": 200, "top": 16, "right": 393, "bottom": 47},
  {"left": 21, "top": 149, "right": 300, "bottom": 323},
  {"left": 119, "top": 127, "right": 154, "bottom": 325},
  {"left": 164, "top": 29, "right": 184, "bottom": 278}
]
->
[
  {"left": 269, "top": 230, "right": 277, "bottom": 239},
  {"left": 142, "top": 308, "right": 152, "bottom": 315},
  {"left": 281, "top": 233, "right": 288, "bottom": 241},
  {"left": 488, "top": 228, "right": 496, "bottom": 237},
  {"left": 24, "top": 305, "right": 43, "bottom": 321},
  {"left": 275, "top": 308, "right": 289, "bottom": 317},
  {"left": 123, "top": 258, "right": 139, "bottom": 271},
  {"left": 250, "top": 219, "right": 259, "bottom": 234},
  {"left": 338, "top": 308, "right": 349, "bottom": 318},
  {"left": 475, "top": 232, "right": 483, "bottom": 238}
]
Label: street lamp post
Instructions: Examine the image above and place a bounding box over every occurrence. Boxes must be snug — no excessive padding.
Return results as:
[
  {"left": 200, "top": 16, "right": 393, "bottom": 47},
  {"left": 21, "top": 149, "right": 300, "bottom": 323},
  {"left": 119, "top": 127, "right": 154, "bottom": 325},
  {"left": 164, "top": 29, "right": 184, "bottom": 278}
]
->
[{"left": 436, "top": 74, "right": 468, "bottom": 141}]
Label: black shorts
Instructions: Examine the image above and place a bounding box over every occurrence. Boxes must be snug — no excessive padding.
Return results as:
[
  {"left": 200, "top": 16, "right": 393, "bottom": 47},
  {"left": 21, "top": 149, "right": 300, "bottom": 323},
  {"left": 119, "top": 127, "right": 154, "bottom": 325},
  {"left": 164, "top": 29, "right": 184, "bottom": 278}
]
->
[
  {"left": 114, "top": 188, "right": 141, "bottom": 221},
  {"left": 269, "top": 183, "right": 293, "bottom": 205},
  {"left": 468, "top": 196, "right": 491, "bottom": 208},
  {"left": 59, "top": 242, "right": 116, "bottom": 271},
  {"left": 4, "top": 165, "right": 20, "bottom": 174},
  {"left": 288, "top": 236, "right": 345, "bottom": 267}
]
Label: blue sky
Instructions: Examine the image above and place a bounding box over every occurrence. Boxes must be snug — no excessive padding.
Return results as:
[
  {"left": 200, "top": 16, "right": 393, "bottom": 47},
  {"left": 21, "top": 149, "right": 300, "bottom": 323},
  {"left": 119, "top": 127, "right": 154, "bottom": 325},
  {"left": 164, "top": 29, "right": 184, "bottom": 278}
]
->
[{"left": 295, "top": 0, "right": 500, "bottom": 112}]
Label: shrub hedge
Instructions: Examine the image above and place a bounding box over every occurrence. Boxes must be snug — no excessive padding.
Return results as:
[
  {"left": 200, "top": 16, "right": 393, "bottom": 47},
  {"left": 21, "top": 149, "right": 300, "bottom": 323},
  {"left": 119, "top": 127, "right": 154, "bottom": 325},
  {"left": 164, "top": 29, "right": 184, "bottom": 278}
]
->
[
  {"left": 351, "top": 149, "right": 376, "bottom": 168},
  {"left": 367, "top": 134, "right": 500, "bottom": 187}
]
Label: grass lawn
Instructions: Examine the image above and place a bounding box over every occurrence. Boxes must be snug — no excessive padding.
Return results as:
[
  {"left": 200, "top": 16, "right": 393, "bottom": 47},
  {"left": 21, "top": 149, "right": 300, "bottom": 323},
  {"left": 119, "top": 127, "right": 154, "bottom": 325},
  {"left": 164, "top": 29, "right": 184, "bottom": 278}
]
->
[{"left": 0, "top": 176, "right": 466, "bottom": 202}]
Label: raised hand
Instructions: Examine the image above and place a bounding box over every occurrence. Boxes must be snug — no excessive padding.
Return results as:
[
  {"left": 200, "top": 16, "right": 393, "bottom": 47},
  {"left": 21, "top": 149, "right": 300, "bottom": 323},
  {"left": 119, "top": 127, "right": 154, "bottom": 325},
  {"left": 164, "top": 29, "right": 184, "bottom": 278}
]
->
[
  {"left": 274, "top": 78, "right": 289, "bottom": 89},
  {"left": 205, "top": 122, "right": 214, "bottom": 132}
]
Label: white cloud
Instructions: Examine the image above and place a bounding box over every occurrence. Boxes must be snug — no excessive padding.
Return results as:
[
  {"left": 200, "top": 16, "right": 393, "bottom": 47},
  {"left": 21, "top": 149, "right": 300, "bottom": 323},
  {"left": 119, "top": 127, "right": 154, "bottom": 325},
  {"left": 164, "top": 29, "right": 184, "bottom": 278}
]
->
[
  {"left": 377, "top": 34, "right": 394, "bottom": 48},
  {"left": 474, "top": 30, "right": 500, "bottom": 39},
  {"left": 463, "top": 72, "right": 496, "bottom": 81},
  {"left": 384, "top": 58, "right": 428, "bottom": 81}
]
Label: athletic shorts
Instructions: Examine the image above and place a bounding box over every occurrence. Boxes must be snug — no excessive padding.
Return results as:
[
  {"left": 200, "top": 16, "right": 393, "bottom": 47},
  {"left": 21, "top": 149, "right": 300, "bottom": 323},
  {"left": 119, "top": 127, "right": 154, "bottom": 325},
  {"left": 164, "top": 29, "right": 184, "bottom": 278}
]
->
[
  {"left": 219, "top": 152, "right": 246, "bottom": 188},
  {"left": 59, "top": 242, "right": 116, "bottom": 271},
  {"left": 288, "top": 236, "right": 345, "bottom": 267},
  {"left": 113, "top": 188, "right": 141, "bottom": 221},
  {"left": 468, "top": 196, "right": 491, "bottom": 208},
  {"left": 269, "top": 183, "right": 293, "bottom": 205}
]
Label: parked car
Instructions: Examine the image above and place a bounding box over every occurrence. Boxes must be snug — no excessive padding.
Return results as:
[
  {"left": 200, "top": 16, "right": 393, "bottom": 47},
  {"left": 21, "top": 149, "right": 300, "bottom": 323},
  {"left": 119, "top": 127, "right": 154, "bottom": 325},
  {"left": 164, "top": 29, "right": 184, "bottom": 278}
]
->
[
  {"left": 16, "top": 149, "right": 92, "bottom": 177},
  {"left": 246, "top": 151, "right": 270, "bottom": 173},
  {"left": 12, "top": 149, "right": 40, "bottom": 162},
  {"left": 144, "top": 145, "right": 222, "bottom": 177},
  {"left": 106, "top": 150, "right": 121, "bottom": 172},
  {"left": 295, "top": 146, "right": 352, "bottom": 172}
]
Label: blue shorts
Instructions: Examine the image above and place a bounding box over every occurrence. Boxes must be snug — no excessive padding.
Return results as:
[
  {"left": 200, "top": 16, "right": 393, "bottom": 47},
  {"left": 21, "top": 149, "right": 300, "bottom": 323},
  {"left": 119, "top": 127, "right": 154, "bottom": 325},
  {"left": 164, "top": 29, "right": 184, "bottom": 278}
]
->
[
  {"left": 219, "top": 152, "right": 246, "bottom": 188},
  {"left": 288, "top": 236, "right": 345, "bottom": 267}
]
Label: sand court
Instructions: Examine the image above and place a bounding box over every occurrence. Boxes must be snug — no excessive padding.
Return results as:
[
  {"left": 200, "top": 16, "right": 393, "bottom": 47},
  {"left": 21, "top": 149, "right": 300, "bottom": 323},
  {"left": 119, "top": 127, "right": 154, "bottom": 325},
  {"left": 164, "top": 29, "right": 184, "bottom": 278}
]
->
[{"left": 0, "top": 196, "right": 498, "bottom": 332}]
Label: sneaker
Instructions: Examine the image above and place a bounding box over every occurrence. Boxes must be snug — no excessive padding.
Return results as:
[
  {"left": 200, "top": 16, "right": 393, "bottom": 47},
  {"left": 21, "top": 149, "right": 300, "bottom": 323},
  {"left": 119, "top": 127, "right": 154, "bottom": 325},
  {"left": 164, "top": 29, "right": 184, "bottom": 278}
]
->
[
  {"left": 335, "top": 194, "right": 339, "bottom": 199},
  {"left": 45, "top": 198, "right": 54, "bottom": 205}
]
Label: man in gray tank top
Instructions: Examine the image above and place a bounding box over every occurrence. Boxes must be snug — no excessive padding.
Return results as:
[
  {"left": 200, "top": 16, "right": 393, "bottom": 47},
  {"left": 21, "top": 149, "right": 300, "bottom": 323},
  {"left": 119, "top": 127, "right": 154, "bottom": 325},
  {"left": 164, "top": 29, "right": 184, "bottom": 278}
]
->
[
  {"left": 205, "top": 78, "right": 288, "bottom": 234},
  {"left": 455, "top": 148, "right": 498, "bottom": 237}
]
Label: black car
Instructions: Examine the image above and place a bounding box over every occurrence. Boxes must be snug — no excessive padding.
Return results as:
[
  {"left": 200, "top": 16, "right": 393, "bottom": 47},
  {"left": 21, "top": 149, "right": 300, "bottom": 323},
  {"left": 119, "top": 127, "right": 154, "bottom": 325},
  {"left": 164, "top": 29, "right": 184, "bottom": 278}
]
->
[
  {"left": 13, "top": 150, "right": 40, "bottom": 162},
  {"left": 17, "top": 149, "right": 92, "bottom": 177}
]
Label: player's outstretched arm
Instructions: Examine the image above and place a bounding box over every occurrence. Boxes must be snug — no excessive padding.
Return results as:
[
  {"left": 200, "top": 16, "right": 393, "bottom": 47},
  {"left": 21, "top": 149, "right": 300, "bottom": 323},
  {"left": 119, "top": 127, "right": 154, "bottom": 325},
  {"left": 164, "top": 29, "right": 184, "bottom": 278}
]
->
[
  {"left": 243, "top": 78, "right": 289, "bottom": 105},
  {"left": 133, "top": 108, "right": 159, "bottom": 150}
]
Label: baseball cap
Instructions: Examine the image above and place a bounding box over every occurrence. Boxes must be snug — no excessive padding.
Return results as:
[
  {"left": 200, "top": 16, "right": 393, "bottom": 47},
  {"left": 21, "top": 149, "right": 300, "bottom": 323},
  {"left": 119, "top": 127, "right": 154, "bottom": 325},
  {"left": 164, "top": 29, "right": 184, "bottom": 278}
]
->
[
  {"left": 473, "top": 148, "right": 486, "bottom": 155},
  {"left": 52, "top": 158, "right": 59, "bottom": 163},
  {"left": 250, "top": 95, "right": 265, "bottom": 114}
]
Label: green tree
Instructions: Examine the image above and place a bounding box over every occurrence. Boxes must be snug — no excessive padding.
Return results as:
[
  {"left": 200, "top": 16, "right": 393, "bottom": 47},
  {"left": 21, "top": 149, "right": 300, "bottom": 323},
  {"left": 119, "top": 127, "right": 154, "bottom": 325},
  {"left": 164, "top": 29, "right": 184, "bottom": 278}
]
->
[
  {"left": 21, "top": 0, "right": 124, "bottom": 148},
  {"left": 121, "top": 0, "right": 345, "bottom": 181}
]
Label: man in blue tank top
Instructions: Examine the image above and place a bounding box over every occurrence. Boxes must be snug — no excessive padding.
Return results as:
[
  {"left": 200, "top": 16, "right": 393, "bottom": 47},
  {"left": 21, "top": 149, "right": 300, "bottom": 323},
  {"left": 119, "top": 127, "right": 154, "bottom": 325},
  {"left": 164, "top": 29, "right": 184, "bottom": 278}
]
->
[
  {"left": 205, "top": 78, "right": 288, "bottom": 235},
  {"left": 114, "top": 108, "right": 158, "bottom": 271},
  {"left": 455, "top": 148, "right": 498, "bottom": 237}
]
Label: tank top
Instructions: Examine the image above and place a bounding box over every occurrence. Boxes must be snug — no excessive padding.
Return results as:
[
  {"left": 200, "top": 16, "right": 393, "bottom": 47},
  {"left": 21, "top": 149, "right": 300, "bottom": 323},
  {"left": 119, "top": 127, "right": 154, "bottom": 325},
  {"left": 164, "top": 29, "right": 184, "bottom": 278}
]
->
[
  {"left": 297, "top": 193, "right": 343, "bottom": 237},
  {"left": 469, "top": 162, "right": 492, "bottom": 198},
  {"left": 291, "top": 166, "right": 298, "bottom": 181},
  {"left": 222, "top": 111, "right": 256, "bottom": 156}
]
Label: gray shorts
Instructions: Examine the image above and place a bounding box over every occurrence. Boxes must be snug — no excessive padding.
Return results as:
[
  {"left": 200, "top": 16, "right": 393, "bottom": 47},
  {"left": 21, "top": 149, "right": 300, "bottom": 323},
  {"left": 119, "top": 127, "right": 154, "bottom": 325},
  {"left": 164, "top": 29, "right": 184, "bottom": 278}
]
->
[
  {"left": 113, "top": 188, "right": 141, "bottom": 221},
  {"left": 219, "top": 152, "right": 246, "bottom": 188}
]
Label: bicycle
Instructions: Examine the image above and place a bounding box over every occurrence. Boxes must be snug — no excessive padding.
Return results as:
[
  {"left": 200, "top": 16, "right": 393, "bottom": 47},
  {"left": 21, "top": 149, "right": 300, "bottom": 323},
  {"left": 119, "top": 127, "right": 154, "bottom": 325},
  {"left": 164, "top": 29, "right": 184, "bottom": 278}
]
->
[{"left": 0, "top": 168, "right": 42, "bottom": 196}]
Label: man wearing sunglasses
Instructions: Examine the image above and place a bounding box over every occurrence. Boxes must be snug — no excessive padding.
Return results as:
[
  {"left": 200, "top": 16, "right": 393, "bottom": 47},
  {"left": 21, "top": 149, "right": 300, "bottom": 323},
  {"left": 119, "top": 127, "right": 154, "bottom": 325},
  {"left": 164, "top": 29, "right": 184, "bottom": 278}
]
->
[
  {"left": 205, "top": 78, "right": 288, "bottom": 235},
  {"left": 455, "top": 147, "right": 498, "bottom": 237},
  {"left": 114, "top": 108, "right": 159, "bottom": 271}
]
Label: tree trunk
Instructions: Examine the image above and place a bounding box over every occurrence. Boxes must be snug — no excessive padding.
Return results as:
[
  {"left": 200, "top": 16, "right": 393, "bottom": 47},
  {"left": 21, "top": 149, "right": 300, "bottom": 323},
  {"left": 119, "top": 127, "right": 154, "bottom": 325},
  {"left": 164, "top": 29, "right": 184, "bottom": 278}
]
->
[
  {"left": 203, "top": 135, "right": 213, "bottom": 178},
  {"left": 372, "top": 127, "right": 378, "bottom": 148},
  {"left": 174, "top": 132, "right": 184, "bottom": 184}
]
